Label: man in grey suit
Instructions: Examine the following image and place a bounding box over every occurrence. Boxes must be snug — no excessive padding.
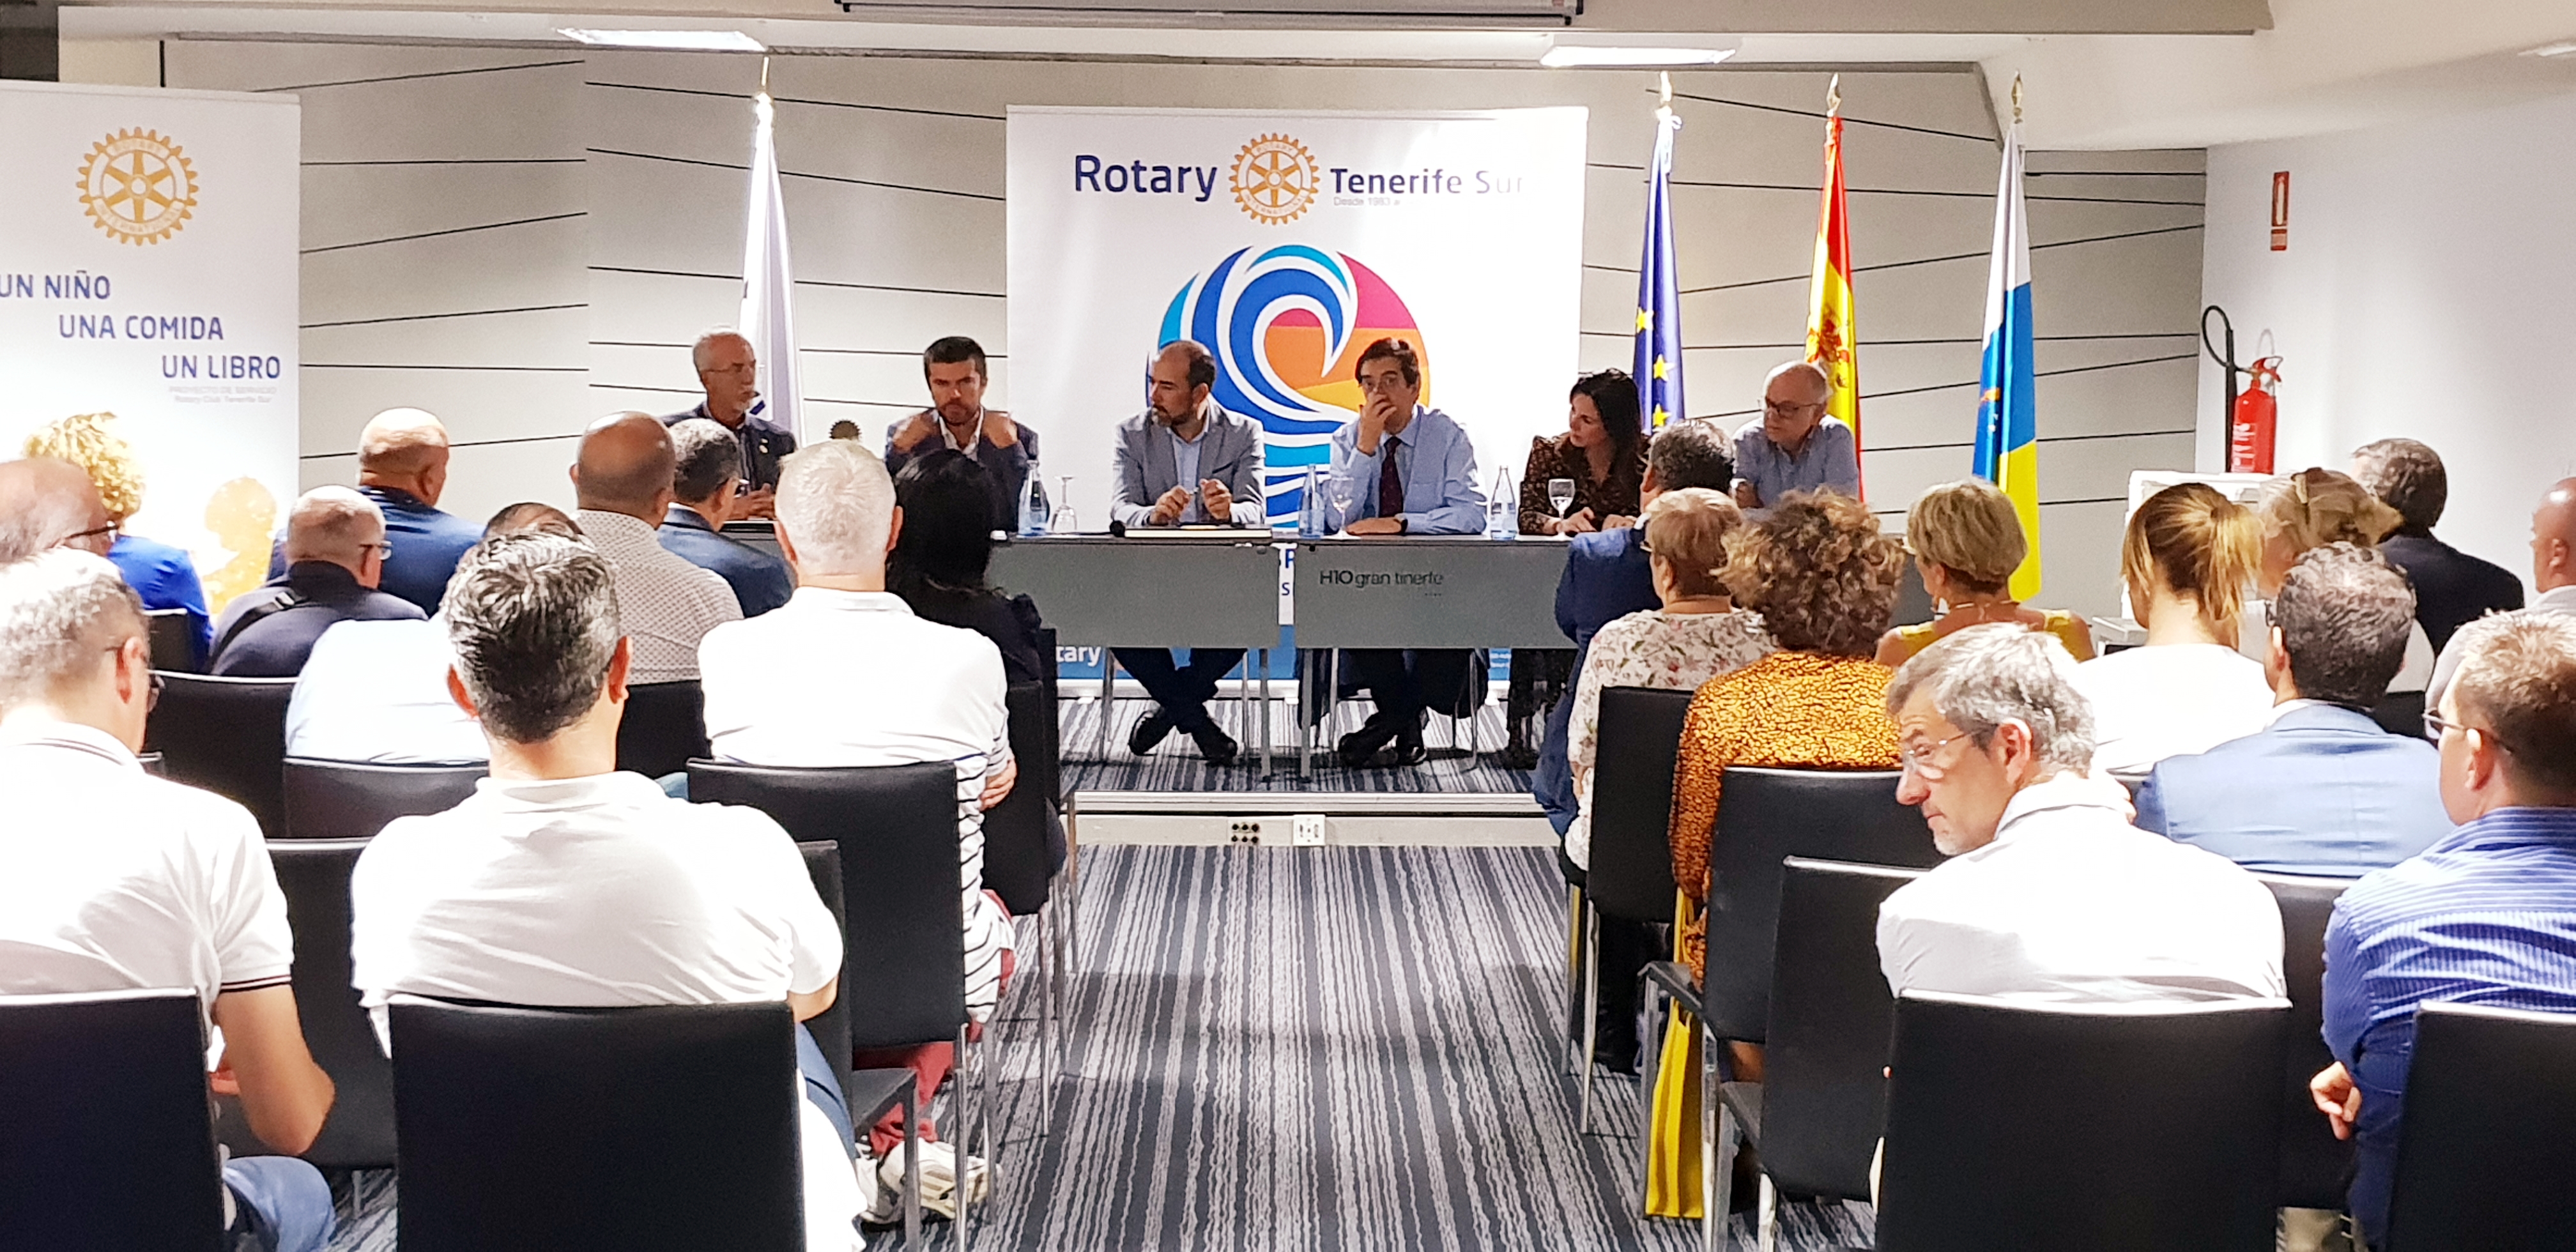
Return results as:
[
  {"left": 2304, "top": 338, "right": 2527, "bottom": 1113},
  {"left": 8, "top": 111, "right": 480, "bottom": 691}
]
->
[{"left": 1108, "top": 339, "right": 1268, "bottom": 765}]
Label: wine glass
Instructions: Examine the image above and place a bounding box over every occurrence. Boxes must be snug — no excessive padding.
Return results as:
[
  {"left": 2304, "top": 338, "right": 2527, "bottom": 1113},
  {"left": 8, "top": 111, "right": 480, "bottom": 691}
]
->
[
  {"left": 1327, "top": 478, "right": 1358, "bottom": 532},
  {"left": 1050, "top": 475, "right": 1079, "bottom": 535},
  {"left": 1547, "top": 477, "right": 1577, "bottom": 530}
]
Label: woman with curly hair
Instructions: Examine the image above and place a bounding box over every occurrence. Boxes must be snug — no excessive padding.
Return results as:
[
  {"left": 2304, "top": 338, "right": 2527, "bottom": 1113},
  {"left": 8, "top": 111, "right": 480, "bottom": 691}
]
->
[{"left": 24, "top": 411, "right": 213, "bottom": 665}]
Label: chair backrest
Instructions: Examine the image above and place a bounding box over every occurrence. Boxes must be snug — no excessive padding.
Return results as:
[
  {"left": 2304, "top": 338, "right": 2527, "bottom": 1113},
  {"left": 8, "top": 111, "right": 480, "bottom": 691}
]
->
[
  {"left": 1702, "top": 767, "right": 1936, "bottom": 1042},
  {"left": 0, "top": 989, "right": 226, "bottom": 1251},
  {"left": 793, "top": 840, "right": 855, "bottom": 1111},
  {"left": 1758, "top": 857, "right": 1926, "bottom": 1200},
  {"left": 2382, "top": 1002, "right": 2576, "bottom": 1251},
  {"left": 144, "top": 671, "right": 296, "bottom": 837},
  {"left": 687, "top": 760, "right": 969, "bottom": 1050},
  {"left": 222, "top": 839, "right": 396, "bottom": 1168},
  {"left": 1583, "top": 685, "right": 1696, "bottom": 919},
  {"left": 281, "top": 758, "right": 486, "bottom": 840},
  {"left": 2371, "top": 689, "right": 2428, "bottom": 739},
  {"left": 2257, "top": 873, "right": 2356, "bottom": 1211},
  {"left": 982, "top": 680, "right": 1055, "bottom": 915},
  {"left": 616, "top": 681, "right": 708, "bottom": 780},
  {"left": 144, "top": 607, "right": 199, "bottom": 673},
  {"left": 390, "top": 997, "right": 802, "bottom": 1252},
  {"left": 1877, "top": 991, "right": 2287, "bottom": 1252}
]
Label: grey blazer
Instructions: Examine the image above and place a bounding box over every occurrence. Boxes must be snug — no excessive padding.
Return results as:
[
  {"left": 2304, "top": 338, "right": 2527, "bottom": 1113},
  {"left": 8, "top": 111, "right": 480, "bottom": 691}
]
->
[{"left": 1108, "top": 404, "right": 1268, "bottom": 528}]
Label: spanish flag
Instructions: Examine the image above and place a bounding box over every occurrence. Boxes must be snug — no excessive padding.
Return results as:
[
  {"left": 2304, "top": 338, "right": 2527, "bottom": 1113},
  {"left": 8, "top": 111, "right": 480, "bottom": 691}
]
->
[
  {"left": 1805, "top": 77, "right": 1860, "bottom": 474},
  {"left": 1975, "top": 94, "right": 2042, "bottom": 599}
]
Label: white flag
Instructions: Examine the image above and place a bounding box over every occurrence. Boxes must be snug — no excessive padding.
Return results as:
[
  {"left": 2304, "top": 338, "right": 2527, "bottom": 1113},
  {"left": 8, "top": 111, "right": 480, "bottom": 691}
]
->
[{"left": 739, "top": 91, "right": 803, "bottom": 441}]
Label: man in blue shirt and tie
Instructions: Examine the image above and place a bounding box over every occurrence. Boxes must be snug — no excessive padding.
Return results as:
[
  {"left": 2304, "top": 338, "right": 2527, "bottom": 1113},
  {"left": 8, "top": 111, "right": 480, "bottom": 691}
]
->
[
  {"left": 1322, "top": 338, "right": 1487, "bottom": 767},
  {"left": 2312, "top": 611, "right": 2576, "bottom": 1249}
]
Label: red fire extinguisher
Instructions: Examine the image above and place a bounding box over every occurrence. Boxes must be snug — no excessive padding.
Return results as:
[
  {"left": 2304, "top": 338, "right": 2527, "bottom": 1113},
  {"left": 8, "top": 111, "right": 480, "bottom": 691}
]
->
[{"left": 2228, "top": 357, "right": 2282, "bottom": 475}]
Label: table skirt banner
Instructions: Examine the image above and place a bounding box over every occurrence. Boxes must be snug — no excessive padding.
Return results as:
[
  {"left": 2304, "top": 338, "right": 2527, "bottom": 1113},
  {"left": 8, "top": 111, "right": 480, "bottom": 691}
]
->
[
  {"left": 1006, "top": 105, "right": 1588, "bottom": 531},
  {"left": 0, "top": 80, "right": 300, "bottom": 616}
]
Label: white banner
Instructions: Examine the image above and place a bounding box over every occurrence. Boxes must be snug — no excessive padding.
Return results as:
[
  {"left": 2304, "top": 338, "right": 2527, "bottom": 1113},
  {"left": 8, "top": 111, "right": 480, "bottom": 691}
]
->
[
  {"left": 1006, "top": 106, "right": 1587, "bottom": 527},
  {"left": 0, "top": 81, "right": 298, "bottom": 612}
]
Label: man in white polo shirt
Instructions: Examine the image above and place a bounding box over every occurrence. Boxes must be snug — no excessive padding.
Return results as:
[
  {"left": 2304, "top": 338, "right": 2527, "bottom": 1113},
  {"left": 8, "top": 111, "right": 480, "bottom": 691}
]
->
[
  {"left": 700, "top": 439, "right": 1014, "bottom": 1212},
  {"left": 346, "top": 532, "right": 866, "bottom": 1250},
  {"left": 0, "top": 547, "right": 338, "bottom": 1252}
]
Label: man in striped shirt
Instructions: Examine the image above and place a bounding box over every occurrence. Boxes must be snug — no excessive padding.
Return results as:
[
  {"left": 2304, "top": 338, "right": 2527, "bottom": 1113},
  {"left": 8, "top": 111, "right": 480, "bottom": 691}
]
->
[{"left": 2315, "top": 610, "right": 2576, "bottom": 1248}]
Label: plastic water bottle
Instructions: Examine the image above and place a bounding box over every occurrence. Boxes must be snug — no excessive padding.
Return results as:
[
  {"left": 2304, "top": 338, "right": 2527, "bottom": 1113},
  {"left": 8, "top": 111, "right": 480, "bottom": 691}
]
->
[
  {"left": 1487, "top": 468, "right": 1517, "bottom": 540},
  {"left": 1018, "top": 462, "right": 1048, "bottom": 537},
  {"left": 1300, "top": 465, "right": 1323, "bottom": 537}
]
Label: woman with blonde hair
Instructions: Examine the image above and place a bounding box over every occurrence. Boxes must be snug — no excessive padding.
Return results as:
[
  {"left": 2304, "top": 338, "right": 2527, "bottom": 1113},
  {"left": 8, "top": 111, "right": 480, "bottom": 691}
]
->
[
  {"left": 1877, "top": 477, "right": 2094, "bottom": 666},
  {"left": 2073, "top": 482, "right": 2273, "bottom": 774},
  {"left": 2242, "top": 466, "right": 2435, "bottom": 692},
  {"left": 25, "top": 411, "right": 213, "bottom": 664}
]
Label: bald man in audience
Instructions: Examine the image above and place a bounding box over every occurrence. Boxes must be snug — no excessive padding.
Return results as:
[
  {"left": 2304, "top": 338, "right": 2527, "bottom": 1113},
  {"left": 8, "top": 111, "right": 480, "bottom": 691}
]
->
[
  {"left": 571, "top": 411, "right": 742, "bottom": 683},
  {"left": 0, "top": 455, "right": 114, "bottom": 561},
  {"left": 211, "top": 487, "right": 423, "bottom": 677},
  {"left": 1733, "top": 360, "right": 1860, "bottom": 509},
  {"left": 266, "top": 409, "right": 481, "bottom": 613},
  {"left": 2426, "top": 476, "right": 2576, "bottom": 714}
]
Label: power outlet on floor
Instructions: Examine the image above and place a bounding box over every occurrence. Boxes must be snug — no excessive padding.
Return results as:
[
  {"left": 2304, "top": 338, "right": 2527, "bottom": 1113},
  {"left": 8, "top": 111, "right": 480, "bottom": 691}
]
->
[
  {"left": 1227, "top": 819, "right": 1264, "bottom": 846},
  {"left": 1292, "top": 814, "right": 1326, "bottom": 847}
]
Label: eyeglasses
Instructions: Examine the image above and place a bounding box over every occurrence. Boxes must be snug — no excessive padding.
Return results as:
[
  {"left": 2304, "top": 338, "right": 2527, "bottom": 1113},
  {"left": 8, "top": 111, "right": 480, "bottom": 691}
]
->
[
  {"left": 358, "top": 540, "right": 395, "bottom": 560},
  {"left": 60, "top": 522, "right": 119, "bottom": 552},
  {"left": 1897, "top": 729, "right": 1975, "bottom": 781},
  {"left": 1763, "top": 398, "right": 1823, "bottom": 417},
  {"left": 2423, "top": 710, "right": 2455, "bottom": 741},
  {"left": 109, "top": 645, "right": 162, "bottom": 710}
]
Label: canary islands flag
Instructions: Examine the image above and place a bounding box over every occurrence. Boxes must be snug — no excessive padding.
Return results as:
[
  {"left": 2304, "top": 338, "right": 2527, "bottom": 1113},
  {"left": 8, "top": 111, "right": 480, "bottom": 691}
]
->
[
  {"left": 1634, "top": 102, "right": 1684, "bottom": 431},
  {"left": 1974, "top": 118, "right": 2041, "bottom": 599},
  {"left": 1805, "top": 88, "right": 1860, "bottom": 461}
]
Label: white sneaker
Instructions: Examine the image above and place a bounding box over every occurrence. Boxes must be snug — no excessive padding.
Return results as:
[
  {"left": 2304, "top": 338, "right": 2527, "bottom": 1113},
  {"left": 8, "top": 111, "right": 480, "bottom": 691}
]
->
[
  {"left": 854, "top": 1151, "right": 901, "bottom": 1227},
  {"left": 877, "top": 1141, "right": 996, "bottom": 1220}
]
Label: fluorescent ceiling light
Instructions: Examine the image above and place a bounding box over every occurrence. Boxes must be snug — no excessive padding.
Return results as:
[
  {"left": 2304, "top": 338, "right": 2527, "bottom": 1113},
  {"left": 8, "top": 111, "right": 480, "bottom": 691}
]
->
[
  {"left": 558, "top": 27, "right": 763, "bottom": 51},
  {"left": 2523, "top": 40, "right": 2576, "bottom": 57},
  {"left": 1540, "top": 44, "right": 1735, "bottom": 68}
]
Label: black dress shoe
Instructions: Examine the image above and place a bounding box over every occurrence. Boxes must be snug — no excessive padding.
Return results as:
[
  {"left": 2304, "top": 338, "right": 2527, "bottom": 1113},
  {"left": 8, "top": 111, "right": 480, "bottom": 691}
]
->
[
  {"left": 1336, "top": 717, "right": 1399, "bottom": 768},
  {"left": 1128, "top": 708, "right": 1176, "bottom": 756},
  {"left": 1190, "top": 724, "right": 1239, "bottom": 766}
]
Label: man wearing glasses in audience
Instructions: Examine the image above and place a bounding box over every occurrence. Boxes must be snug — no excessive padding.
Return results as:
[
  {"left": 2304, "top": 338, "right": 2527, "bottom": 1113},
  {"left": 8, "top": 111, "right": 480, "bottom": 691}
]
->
[
  {"left": 1732, "top": 360, "right": 1860, "bottom": 510},
  {"left": 210, "top": 487, "right": 424, "bottom": 678}
]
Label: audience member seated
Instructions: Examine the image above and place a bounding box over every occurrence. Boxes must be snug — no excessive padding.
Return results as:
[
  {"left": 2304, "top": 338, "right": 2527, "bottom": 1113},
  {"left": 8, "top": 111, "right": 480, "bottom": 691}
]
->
[
  {"left": 699, "top": 439, "right": 1011, "bottom": 1209},
  {"left": 1507, "top": 369, "right": 1650, "bottom": 767},
  {"left": 0, "top": 549, "right": 338, "bottom": 1252},
  {"left": 891, "top": 450, "right": 1049, "bottom": 686},
  {"left": 570, "top": 412, "right": 743, "bottom": 683},
  {"left": 1878, "top": 625, "right": 2287, "bottom": 1003},
  {"left": 1731, "top": 360, "right": 1860, "bottom": 510},
  {"left": 346, "top": 533, "right": 864, "bottom": 1249},
  {"left": 2428, "top": 475, "right": 2576, "bottom": 711},
  {"left": 1668, "top": 488, "right": 1903, "bottom": 989},
  {"left": 2243, "top": 468, "right": 2434, "bottom": 694},
  {"left": 1877, "top": 477, "right": 2093, "bottom": 666},
  {"left": 2138, "top": 544, "right": 2451, "bottom": 876},
  {"left": 0, "top": 455, "right": 115, "bottom": 561},
  {"left": 661, "top": 417, "right": 793, "bottom": 618},
  {"left": 1534, "top": 416, "right": 1736, "bottom": 832},
  {"left": 26, "top": 411, "right": 213, "bottom": 666},
  {"left": 2312, "top": 611, "right": 2576, "bottom": 1250},
  {"left": 1322, "top": 337, "right": 1489, "bottom": 768},
  {"left": 266, "top": 409, "right": 483, "bottom": 616},
  {"left": 2073, "top": 482, "right": 2273, "bottom": 775},
  {"left": 2352, "top": 438, "right": 2523, "bottom": 652},
  {"left": 211, "top": 487, "right": 424, "bottom": 678},
  {"left": 284, "top": 503, "right": 579, "bottom": 764}
]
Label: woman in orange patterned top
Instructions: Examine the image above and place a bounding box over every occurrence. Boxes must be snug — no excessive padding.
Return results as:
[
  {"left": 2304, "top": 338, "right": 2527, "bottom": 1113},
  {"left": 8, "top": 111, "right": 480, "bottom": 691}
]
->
[{"left": 1667, "top": 489, "right": 1905, "bottom": 986}]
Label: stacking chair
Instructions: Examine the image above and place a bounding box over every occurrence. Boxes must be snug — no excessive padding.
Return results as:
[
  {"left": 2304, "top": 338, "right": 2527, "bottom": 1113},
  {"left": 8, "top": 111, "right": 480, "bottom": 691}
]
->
[
  {"left": 144, "top": 606, "right": 199, "bottom": 673},
  {"left": 1876, "top": 991, "right": 2288, "bottom": 1252},
  {"left": 616, "top": 680, "right": 708, "bottom": 780},
  {"left": 2372, "top": 689, "right": 2429, "bottom": 739},
  {"left": 0, "top": 989, "right": 226, "bottom": 1251},
  {"left": 1569, "top": 684, "right": 1694, "bottom": 1134},
  {"left": 213, "top": 839, "right": 397, "bottom": 1168},
  {"left": 280, "top": 758, "right": 486, "bottom": 839},
  {"left": 986, "top": 680, "right": 1066, "bottom": 1110},
  {"left": 689, "top": 759, "right": 992, "bottom": 1238},
  {"left": 796, "top": 841, "right": 923, "bottom": 1244},
  {"left": 144, "top": 672, "right": 296, "bottom": 836},
  {"left": 1708, "top": 858, "right": 1926, "bottom": 1245},
  {"left": 2380, "top": 1002, "right": 2576, "bottom": 1251},
  {"left": 391, "top": 998, "right": 804, "bottom": 1252},
  {"left": 2257, "top": 874, "right": 2357, "bottom": 1215}
]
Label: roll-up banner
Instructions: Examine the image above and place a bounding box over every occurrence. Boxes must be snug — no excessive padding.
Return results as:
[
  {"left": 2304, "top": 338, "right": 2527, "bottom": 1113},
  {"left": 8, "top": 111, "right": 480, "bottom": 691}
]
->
[
  {"left": 1006, "top": 106, "right": 1588, "bottom": 530},
  {"left": 0, "top": 80, "right": 298, "bottom": 613}
]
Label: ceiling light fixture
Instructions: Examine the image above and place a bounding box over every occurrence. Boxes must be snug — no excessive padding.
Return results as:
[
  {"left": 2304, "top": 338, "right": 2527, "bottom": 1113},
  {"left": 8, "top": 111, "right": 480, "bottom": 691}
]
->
[
  {"left": 558, "top": 27, "right": 764, "bottom": 51},
  {"left": 1539, "top": 45, "right": 1736, "bottom": 69},
  {"left": 2522, "top": 40, "right": 2576, "bottom": 57}
]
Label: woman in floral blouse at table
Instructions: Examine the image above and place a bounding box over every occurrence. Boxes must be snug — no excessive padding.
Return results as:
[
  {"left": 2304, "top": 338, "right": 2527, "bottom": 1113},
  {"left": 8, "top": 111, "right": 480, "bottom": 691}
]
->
[{"left": 1505, "top": 369, "right": 1651, "bottom": 767}]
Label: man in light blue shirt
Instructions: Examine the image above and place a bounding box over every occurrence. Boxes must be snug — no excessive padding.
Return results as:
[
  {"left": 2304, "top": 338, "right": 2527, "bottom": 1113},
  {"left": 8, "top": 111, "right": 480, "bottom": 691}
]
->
[
  {"left": 1322, "top": 338, "right": 1487, "bottom": 767},
  {"left": 1732, "top": 360, "right": 1860, "bottom": 508}
]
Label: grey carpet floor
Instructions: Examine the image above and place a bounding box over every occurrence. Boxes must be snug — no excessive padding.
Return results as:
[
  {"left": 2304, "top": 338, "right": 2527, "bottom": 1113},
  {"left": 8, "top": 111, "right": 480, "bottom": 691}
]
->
[
  {"left": 322, "top": 845, "right": 1873, "bottom": 1250},
  {"left": 1062, "top": 697, "right": 1537, "bottom": 795}
]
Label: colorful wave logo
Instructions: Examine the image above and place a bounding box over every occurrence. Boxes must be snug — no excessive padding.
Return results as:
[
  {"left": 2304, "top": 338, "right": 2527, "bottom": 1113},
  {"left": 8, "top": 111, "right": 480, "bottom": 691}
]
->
[{"left": 1159, "top": 246, "right": 1430, "bottom": 524}]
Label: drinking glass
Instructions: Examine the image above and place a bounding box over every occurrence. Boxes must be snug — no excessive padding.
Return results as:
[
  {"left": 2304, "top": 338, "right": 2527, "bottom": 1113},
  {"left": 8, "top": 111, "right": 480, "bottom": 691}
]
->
[
  {"left": 1547, "top": 477, "right": 1576, "bottom": 523},
  {"left": 1050, "top": 475, "right": 1079, "bottom": 535},
  {"left": 1328, "top": 478, "right": 1358, "bottom": 530}
]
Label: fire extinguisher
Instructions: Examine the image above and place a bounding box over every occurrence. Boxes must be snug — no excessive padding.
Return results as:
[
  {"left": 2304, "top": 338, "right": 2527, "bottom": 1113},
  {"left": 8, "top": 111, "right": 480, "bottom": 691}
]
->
[{"left": 2203, "top": 305, "right": 2283, "bottom": 475}]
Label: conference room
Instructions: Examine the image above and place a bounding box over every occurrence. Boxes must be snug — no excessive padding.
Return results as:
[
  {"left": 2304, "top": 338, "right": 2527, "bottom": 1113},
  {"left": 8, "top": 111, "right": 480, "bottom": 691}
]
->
[{"left": 6, "top": 1, "right": 2576, "bottom": 1249}]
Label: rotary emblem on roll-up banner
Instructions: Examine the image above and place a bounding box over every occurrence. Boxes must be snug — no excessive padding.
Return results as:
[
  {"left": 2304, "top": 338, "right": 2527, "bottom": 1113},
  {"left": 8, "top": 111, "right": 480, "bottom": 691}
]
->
[
  {"left": 1230, "top": 133, "right": 1319, "bottom": 225},
  {"left": 77, "top": 128, "right": 200, "bottom": 246}
]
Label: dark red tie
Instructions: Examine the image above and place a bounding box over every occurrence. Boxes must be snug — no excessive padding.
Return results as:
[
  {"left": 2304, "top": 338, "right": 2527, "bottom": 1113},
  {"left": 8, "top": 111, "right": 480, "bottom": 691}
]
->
[{"left": 1377, "top": 435, "right": 1405, "bottom": 520}]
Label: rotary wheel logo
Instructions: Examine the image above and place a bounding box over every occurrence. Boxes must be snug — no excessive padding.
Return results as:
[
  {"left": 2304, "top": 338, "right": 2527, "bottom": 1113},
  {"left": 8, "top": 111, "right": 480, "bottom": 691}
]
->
[
  {"left": 1230, "top": 133, "right": 1319, "bottom": 225},
  {"left": 77, "top": 129, "right": 200, "bottom": 246}
]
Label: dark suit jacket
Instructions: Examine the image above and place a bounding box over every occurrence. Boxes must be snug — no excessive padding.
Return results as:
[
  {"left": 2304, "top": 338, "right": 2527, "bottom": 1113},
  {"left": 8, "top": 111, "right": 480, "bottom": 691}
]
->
[
  {"left": 210, "top": 561, "right": 426, "bottom": 678},
  {"left": 884, "top": 410, "right": 1039, "bottom": 533},
  {"left": 1535, "top": 528, "right": 1664, "bottom": 831},
  {"left": 2135, "top": 701, "right": 2452, "bottom": 877},
  {"left": 663, "top": 403, "right": 799, "bottom": 492},
  {"left": 265, "top": 486, "right": 480, "bottom": 616},
  {"left": 2379, "top": 530, "right": 2524, "bottom": 652},
  {"left": 657, "top": 506, "right": 790, "bottom": 617}
]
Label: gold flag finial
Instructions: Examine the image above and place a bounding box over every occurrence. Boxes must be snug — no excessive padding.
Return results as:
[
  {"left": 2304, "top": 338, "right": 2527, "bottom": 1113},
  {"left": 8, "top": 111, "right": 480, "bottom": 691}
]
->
[
  {"left": 1827, "top": 73, "right": 1841, "bottom": 114},
  {"left": 2010, "top": 73, "right": 2023, "bottom": 125}
]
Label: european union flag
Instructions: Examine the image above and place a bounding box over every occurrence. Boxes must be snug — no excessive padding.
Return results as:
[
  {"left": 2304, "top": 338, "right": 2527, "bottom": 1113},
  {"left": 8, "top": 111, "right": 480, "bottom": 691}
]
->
[{"left": 1634, "top": 101, "right": 1685, "bottom": 431}]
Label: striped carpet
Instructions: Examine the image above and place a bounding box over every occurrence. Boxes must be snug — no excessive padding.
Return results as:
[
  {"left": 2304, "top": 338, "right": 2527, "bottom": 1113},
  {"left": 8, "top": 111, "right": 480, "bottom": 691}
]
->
[{"left": 1062, "top": 697, "right": 1537, "bottom": 795}]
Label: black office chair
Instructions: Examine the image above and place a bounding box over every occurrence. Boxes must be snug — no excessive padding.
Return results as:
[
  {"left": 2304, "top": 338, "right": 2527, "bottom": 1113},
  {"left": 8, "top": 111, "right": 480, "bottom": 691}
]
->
[
  {"left": 0, "top": 989, "right": 227, "bottom": 1250},
  {"left": 2258, "top": 873, "right": 2357, "bottom": 1214},
  {"left": 987, "top": 681, "right": 1066, "bottom": 1107},
  {"left": 617, "top": 681, "right": 708, "bottom": 780},
  {"left": 1568, "top": 684, "right": 1693, "bottom": 1137},
  {"left": 689, "top": 760, "right": 992, "bottom": 1233},
  {"left": 796, "top": 841, "right": 922, "bottom": 1244},
  {"left": 1876, "top": 991, "right": 2288, "bottom": 1252},
  {"left": 280, "top": 758, "right": 486, "bottom": 839},
  {"left": 144, "top": 606, "right": 200, "bottom": 673},
  {"left": 1710, "top": 858, "right": 1926, "bottom": 1238},
  {"left": 2372, "top": 689, "right": 2428, "bottom": 739},
  {"left": 144, "top": 671, "right": 296, "bottom": 836},
  {"left": 2380, "top": 1002, "right": 2576, "bottom": 1251},
  {"left": 390, "top": 998, "right": 804, "bottom": 1252}
]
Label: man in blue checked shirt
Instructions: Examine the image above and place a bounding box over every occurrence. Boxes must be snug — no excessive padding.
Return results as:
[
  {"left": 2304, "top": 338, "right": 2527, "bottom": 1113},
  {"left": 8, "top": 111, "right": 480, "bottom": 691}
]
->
[{"left": 2314, "top": 609, "right": 2576, "bottom": 1249}]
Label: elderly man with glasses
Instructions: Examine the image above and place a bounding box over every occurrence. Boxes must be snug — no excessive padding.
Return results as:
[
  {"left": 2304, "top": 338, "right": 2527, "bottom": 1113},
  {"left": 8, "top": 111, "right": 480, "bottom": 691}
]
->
[{"left": 1731, "top": 360, "right": 1860, "bottom": 510}]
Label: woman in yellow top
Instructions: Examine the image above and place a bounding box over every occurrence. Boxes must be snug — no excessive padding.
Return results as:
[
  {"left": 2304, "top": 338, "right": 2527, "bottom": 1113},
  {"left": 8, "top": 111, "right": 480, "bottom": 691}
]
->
[{"left": 1876, "top": 477, "right": 2094, "bottom": 667}]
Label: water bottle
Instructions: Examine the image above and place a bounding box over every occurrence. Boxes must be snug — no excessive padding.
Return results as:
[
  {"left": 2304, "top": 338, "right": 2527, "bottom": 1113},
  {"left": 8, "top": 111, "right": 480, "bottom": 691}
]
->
[
  {"left": 1300, "top": 465, "right": 1323, "bottom": 537},
  {"left": 1018, "top": 462, "right": 1048, "bottom": 537},
  {"left": 1487, "top": 467, "right": 1517, "bottom": 540}
]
